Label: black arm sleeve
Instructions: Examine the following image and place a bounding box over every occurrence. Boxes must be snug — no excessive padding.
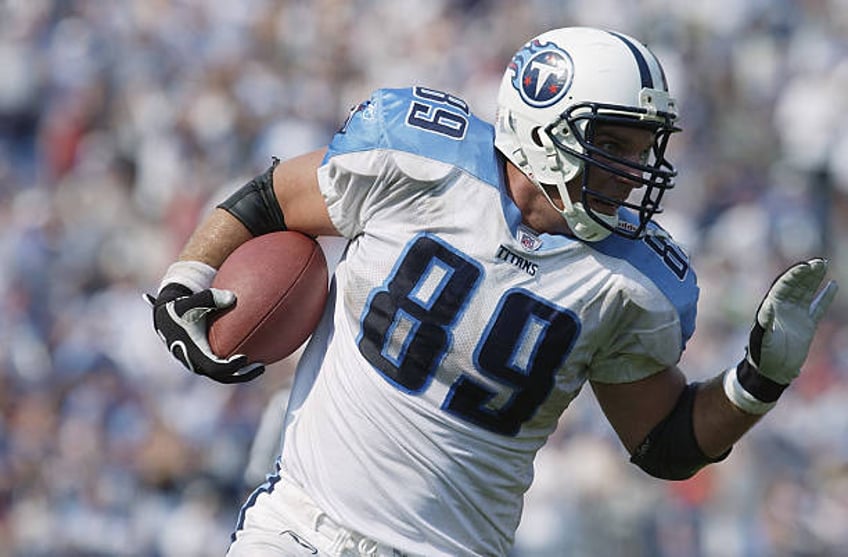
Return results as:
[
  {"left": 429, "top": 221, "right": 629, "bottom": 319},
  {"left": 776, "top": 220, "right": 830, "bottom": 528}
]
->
[
  {"left": 217, "top": 157, "right": 286, "bottom": 236},
  {"left": 629, "top": 383, "right": 731, "bottom": 481}
]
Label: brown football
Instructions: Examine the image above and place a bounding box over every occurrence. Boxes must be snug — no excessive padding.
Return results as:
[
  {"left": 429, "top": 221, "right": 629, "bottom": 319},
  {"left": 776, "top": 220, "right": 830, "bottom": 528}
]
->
[{"left": 208, "top": 231, "right": 328, "bottom": 365}]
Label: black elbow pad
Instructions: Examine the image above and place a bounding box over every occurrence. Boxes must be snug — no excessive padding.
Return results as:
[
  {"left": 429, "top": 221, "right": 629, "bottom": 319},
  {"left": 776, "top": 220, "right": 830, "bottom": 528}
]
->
[
  {"left": 630, "top": 383, "right": 731, "bottom": 481},
  {"left": 217, "top": 157, "right": 286, "bottom": 236}
]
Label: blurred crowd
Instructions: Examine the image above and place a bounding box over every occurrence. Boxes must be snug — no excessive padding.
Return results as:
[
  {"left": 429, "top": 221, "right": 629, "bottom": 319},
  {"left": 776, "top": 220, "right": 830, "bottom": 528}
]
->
[{"left": 1, "top": 1, "right": 847, "bottom": 555}]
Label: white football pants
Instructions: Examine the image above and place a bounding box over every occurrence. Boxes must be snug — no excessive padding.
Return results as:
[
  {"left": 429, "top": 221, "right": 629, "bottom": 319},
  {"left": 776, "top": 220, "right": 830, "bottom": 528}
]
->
[{"left": 226, "top": 465, "right": 408, "bottom": 557}]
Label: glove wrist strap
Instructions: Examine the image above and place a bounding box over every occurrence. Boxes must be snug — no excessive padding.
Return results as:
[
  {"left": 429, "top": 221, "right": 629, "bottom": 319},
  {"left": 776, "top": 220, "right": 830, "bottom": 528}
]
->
[
  {"left": 158, "top": 260, "right": 218, "bottom": 295},
  {"left": 722, "top": 363, "right": 780, "bottom": 415},
  {"left": 738, "top": 356, "right": 789, "bottom": 403}
]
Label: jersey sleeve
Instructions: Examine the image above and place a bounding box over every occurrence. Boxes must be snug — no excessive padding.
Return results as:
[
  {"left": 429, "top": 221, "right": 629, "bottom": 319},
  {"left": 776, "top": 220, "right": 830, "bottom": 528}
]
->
[
  {"left": 316, "top": 87, "right": 497, "bottom": 238},
  {"left": 587, "top": 239, "right": 700, "bottom": 384},
  {"left": 315, "top": 91, "right": 391, "bottom": 238},
  {"left": 587, "top": 293, "right": 688, "bottom": 383}
]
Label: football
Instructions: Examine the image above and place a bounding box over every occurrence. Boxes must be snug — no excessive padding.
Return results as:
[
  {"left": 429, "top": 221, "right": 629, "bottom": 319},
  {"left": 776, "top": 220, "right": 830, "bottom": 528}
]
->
[{"left": 208, "top": 231, "right": 329, "bottom": 365}]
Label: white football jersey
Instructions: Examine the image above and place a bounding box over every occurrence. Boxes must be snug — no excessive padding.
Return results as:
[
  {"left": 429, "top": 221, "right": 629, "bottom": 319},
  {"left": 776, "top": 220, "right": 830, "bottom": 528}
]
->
[{"left": 278, "top": 87, "right": 698, "bottom": 556}]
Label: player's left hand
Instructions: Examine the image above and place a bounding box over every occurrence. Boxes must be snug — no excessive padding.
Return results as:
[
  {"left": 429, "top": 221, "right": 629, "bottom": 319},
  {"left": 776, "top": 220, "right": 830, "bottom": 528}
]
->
[{"left": 747, "top": 257, "right": 838, "bottom": 385}]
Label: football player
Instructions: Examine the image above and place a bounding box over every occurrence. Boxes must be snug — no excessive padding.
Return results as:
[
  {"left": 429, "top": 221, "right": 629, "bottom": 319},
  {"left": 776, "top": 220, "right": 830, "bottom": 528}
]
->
[{"left": 147, "top": 27, "right": 837, "bottom": 556}]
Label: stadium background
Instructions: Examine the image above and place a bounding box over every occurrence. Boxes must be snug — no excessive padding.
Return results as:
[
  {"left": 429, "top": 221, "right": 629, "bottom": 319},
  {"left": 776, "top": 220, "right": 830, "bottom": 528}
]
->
[{"left": 1, "top": 1, "right": 847, "bottom": 555}]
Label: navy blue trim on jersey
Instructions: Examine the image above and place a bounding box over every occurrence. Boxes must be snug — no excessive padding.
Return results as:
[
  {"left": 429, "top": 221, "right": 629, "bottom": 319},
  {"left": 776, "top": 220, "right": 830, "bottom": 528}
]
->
[
  {"left": 607, "top": 31, "right": 654, "bottom": 89},
  {"left": 324, "top": 87, "right": 502, "bottom": 188}
]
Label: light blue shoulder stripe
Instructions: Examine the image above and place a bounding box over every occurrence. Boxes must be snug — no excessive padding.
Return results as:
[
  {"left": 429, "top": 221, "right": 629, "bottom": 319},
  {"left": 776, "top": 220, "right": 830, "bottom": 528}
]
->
[
  {"left": 591, "top": 217, "right": 699, "bottom": 348},
  {"left": 323, "top": 87, "right": 501, "bottom": 187}
]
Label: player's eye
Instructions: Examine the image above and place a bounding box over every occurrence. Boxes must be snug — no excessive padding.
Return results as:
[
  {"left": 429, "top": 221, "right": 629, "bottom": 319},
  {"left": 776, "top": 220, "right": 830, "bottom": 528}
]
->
[
  {"left": 597, "top": 140, "right": 623, "bottom": 157},
  {"left": 598, "top": 140, "right": 652, "bottom": 166}
]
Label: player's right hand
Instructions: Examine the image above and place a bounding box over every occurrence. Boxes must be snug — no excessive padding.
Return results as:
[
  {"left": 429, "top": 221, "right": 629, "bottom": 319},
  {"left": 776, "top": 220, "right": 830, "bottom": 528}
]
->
[{"left": 145, "top": 284, "right": 265, "bottom": 384}]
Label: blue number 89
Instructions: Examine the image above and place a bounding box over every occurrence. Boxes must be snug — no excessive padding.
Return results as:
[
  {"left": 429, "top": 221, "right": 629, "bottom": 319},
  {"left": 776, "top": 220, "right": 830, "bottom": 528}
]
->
[{"left": 358, "top": 234, "right": 581, "bottom": 436}]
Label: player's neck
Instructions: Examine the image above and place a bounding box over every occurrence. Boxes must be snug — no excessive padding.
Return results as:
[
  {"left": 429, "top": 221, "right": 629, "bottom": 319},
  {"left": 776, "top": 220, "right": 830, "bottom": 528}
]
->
[{"left": 504, "top": 161, "right": 574, "bottom": 237}]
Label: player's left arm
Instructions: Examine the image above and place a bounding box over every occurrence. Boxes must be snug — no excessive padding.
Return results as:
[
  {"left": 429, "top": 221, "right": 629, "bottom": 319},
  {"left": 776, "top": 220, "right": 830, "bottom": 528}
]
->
[
  {"left": 592, "top": 258, "right": 838, "bottom": 480},
  {"left": 592, "top": 364, "right": 760, "bottom": 480}
]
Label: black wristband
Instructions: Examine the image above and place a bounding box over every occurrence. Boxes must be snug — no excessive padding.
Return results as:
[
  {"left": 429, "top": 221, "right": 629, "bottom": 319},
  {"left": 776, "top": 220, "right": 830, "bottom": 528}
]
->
[{"left": 736, "top": 359, "right": 789, "bottom": 403}]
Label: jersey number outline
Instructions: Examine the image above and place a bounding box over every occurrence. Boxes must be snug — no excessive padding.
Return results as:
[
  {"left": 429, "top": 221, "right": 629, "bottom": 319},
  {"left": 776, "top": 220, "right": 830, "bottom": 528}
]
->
[
  {"left": 644, "top": 233, "right": 689, "bottom": 280},
  {"left": 405, "top": 86, "right": 469, "bottom": 140},
  {"left": 358, "top": 234, "right": 581, "bottom": 436}
]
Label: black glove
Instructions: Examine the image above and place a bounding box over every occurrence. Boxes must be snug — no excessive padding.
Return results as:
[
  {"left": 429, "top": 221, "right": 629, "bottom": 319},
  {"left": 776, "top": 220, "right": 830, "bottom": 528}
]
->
[{"left": 145, "top": 283, "right": 265, "bottom": 384}]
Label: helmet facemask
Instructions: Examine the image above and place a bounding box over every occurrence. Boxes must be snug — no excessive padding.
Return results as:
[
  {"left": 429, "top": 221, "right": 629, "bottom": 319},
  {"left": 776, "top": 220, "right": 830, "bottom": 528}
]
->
[{"left": 546, "top": 100, "right": 680, "bottom": 240}]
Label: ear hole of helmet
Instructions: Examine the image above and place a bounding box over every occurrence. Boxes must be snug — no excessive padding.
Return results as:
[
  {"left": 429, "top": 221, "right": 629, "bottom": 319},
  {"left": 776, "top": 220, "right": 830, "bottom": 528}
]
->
[
  {"left": 530, "top": 127, "right": 544, "bottom": 147},
  {"left": 534, "top": 124, "right": 574, "bottom": 149}
]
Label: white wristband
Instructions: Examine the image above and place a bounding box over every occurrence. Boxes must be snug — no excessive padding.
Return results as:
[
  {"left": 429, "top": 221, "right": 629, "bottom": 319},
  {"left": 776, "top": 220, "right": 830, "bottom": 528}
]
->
[
  {"left": 158, "top": 260, "right": 218, "bottom": 295},
  {"left": 722, "top": 367, "right": 777, "bottom": 415}
]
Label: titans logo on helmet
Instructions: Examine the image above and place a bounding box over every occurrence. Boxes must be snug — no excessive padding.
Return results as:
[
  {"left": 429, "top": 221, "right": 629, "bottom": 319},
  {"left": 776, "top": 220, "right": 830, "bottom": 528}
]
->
[{"left": 508, "top": 39, "right": 574, "bottom": 108}]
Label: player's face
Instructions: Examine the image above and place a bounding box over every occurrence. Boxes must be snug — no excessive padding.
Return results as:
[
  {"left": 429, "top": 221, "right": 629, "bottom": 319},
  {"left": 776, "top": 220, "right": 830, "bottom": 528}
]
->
[{"left": 569, "top": 123, "right": 656, "bottom": 216}]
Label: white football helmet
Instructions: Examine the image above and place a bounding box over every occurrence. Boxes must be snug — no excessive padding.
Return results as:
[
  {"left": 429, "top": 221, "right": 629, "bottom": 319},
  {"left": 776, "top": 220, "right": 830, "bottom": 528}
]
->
[{"left": 495, "top": 27, "right": 679, "bottom": 241}]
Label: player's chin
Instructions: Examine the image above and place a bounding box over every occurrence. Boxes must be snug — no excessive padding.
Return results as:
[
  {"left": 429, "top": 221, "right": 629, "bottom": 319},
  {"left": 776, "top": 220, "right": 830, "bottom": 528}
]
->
[{"left": 587, "top": 199, "right": 620, "bottom": 216}]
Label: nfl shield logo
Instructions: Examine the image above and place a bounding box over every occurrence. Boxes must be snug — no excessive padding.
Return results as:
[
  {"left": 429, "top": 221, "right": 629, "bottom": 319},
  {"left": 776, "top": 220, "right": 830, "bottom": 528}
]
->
[{"left": 518, "top": 227, "right": 543, "bottom": 251}]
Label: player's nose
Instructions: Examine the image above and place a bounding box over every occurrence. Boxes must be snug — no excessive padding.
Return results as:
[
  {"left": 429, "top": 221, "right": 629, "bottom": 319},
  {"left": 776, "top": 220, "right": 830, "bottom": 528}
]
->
[{"left": 611, "top": 164, "right": 644, "bottom": 189}]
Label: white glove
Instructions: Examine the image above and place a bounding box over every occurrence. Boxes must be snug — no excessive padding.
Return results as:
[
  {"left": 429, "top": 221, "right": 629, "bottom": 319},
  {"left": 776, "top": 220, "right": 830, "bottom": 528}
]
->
[{"left": 724, "top": 258, "right": 838, "bottom": 414}]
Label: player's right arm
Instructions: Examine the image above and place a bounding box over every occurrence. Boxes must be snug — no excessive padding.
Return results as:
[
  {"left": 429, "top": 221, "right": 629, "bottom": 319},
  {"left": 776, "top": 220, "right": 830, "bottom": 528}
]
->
[
  {"left": 146, "top": 147, "right": 336, "bottom": 383},
  {"left": 180, "top": 147, "right": 336, "bottom": 268},
  {"left": 148, "top": 86, "right": 414, "bottom": 383}
]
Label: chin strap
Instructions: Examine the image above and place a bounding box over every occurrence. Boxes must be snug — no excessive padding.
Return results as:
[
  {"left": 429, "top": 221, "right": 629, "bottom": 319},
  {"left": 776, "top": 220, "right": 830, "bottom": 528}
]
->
[
  {"left": 497, "top": 108, "right": 617, "bottom": 242},
  {"left": 535, "top": 133, "right": 615, "bottom": 242}
]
